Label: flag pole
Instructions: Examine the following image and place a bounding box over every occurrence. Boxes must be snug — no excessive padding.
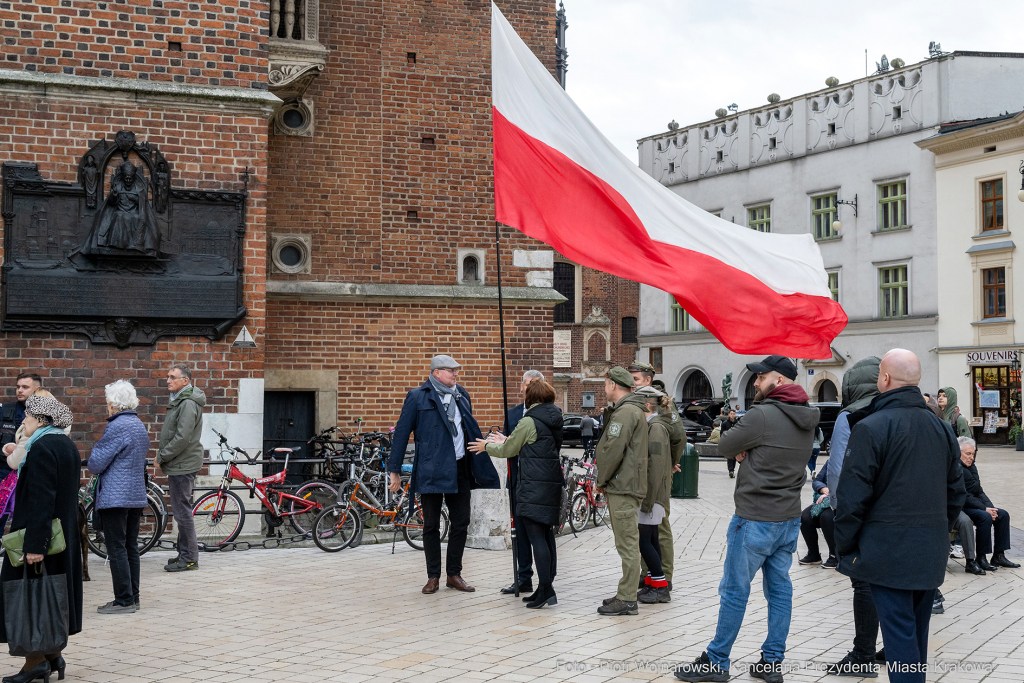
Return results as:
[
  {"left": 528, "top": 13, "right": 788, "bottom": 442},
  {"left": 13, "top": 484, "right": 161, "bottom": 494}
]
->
[{"left": 495, "top": 220, "right": 520, "bottom": 597}]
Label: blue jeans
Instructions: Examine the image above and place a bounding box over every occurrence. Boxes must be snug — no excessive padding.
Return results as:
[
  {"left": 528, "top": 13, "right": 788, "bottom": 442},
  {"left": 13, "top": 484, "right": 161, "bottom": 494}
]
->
[{"left": 706, "top": 515, "right": 801, "bottom": 669}]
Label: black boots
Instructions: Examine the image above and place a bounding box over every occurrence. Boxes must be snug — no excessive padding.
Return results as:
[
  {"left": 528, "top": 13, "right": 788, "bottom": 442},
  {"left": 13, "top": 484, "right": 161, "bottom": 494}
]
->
[{"left": 525, "top": 583, "right": 556, "bottom": 609}]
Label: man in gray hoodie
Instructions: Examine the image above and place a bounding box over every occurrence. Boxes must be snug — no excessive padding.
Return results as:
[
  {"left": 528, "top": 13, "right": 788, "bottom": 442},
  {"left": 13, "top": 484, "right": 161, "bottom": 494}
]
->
[
  {"left": 157, "top": 363, "right": 206, "bottom": 572},
  {"left": 676, "top": 355, "right": 818, "bottom": 683}
]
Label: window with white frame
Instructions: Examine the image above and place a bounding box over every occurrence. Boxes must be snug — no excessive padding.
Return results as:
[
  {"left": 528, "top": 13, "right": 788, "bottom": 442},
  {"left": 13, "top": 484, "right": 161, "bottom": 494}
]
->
[{"left": 670, "top": 302, "right": 689, "bottom": 332}]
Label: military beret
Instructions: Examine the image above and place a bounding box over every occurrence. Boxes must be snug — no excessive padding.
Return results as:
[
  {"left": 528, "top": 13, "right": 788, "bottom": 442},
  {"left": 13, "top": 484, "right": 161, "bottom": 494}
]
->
[
  {"left": 628, "top": 361, "right": 656, "bottom": 374},
  {"left": 635, "top": 386, "right": 665, "bottom": 398},
  {"left": 607, "top": 366, "right": 635, "bottom": 388},
  {"left": 651, "top": 379, "right": 667, "bottom": 392}
]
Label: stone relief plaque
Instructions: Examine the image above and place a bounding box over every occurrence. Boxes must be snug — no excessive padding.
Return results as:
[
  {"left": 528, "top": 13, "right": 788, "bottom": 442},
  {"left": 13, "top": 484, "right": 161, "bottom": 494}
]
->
[{"left": 1, "top": 130, "right": 248, "bottom": 347}]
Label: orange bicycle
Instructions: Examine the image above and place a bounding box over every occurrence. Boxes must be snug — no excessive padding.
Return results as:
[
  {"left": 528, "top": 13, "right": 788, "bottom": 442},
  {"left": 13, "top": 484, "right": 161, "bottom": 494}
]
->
[{"left": 311, "top": 478, "right": 449, "bottom": 552}]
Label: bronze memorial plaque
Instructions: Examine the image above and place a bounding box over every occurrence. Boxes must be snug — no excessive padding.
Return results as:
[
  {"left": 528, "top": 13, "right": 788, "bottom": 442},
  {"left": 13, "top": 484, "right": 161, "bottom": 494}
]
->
[{"left": 1, "top": 130, "right": 248, "bottom": 347}]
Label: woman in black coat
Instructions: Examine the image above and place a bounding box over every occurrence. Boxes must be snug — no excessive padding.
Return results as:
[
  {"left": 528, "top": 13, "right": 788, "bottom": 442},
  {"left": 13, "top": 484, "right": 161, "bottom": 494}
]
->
[
  {"left": 469, "top": 380, "right": 563, "bottom": 609},
  {"left": 0, "top": 396, "right": 82, "bottom": 683}
]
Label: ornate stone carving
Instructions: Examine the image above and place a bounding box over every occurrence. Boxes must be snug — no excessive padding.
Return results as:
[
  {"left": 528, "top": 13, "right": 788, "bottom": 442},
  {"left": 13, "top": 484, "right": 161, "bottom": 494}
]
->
[
  {"left": 582, "top": 306, "right": 611, "bottom": 326},
  {"left": 1, "top": 131, "right": 249, "bottom": 347},
  {"left": 268, "top": 0, "right": 328, "bottom": 104}
]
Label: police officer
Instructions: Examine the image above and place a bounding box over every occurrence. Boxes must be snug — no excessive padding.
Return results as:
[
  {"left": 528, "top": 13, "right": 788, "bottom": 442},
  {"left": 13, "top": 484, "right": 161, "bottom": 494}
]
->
[
  {"left": 596, "top": 367, "right": 649, "bottom": 616},
  {"left": 632, "top": 364, "right": 685, "bottom": 589},
  {"left": 0, "top": 373, "right": 42, "bottom": 451}
]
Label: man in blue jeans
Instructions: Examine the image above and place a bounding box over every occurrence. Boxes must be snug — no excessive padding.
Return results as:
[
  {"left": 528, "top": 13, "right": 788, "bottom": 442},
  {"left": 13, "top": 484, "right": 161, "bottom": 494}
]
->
[{"left": 676, "top": 356, "right": 818, "bottom": 683}]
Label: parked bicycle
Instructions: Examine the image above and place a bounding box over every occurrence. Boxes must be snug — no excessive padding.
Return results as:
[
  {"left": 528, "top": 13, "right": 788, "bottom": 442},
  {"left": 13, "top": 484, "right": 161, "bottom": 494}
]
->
[
  {"left": 190, "top": 430, "right": 337, "bottom": 550},
  {"left": 80, "top": 470, "right": 168, "bottom": 559},
  {"left": 563, "top": 456, "right": 609, "bottom": 532},
  {"left": 311, "top": 476, "right": 445, "bottom": 552}
]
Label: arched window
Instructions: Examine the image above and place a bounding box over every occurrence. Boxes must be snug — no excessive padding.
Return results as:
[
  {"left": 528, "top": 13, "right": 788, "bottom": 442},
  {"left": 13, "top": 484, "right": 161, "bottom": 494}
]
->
[
  {"left": 680, "top": 370, "right": 713, "bottom": 402},
  {"left": 817, "top": 379, "right": 838, "bottom": 402},
  {"left": 462, "top": 255, "right": 480, "bottom": 284}
]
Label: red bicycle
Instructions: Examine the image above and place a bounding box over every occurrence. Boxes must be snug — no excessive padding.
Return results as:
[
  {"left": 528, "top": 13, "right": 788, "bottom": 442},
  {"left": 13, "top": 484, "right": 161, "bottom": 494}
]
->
[
  {"left": 192, "top": 431, "right": 338, "bottom": 550},
  {"left": 564, "top": 456, "right": 609, "bottom": 532}
]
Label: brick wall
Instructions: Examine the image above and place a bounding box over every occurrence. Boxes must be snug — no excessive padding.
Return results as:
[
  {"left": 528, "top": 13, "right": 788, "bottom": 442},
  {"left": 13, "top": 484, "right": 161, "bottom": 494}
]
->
[
  {"left": 0, "top": 0, "right": 269, "bottom": 89},
  {"left": 266, "top": 299, "right": 553, "bottom": 430},
  {"left": 0, "top": 92, "right": 268, "bottom": 452}
]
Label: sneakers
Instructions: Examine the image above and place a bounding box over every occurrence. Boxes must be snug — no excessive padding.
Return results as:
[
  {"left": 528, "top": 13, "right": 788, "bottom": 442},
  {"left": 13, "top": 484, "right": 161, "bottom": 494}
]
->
[
  {"left": 798, "top": 553, "right": 822, "bottom": 565},
  {"left": 749, "top": 655, "right": 784, "bottom": 683},
  {"left": 97, "top": 601, "right": 136, "bottom": 614},
  {"left": 825, "top": 653, "right": 879, "bottom": 678},
  {"left": 950, "top": 544, "right": 965, "bottom": 559},
  {"left": 931, "top": 599, "right": 944, "bottom": 614},
  {"left": 728, "top": 471, "right": 735, "bottom": 479},
  {"left": 597, "top": 598, "right": 638, "bottom": 615},
  {"left": 638, "top": 586, "right": 671, "bottom": 604},
  {"left": 165, "top": 558, "right": 199, "bottom": 572},
  {"left": 822, "top": 556, "right": 838, "bottom": 569},
  {"left": 674, "top": 652, "right": 728, "bottom": 682}
]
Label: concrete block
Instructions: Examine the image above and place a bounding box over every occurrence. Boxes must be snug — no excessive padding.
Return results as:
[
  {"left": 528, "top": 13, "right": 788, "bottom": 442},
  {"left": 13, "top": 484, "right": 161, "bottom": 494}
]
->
[
  {"left": 526, "top": 270, "right": 553, "bottom": 288},
  {"left": 513, "top": 249, "right": 554, "bottom": 269}
]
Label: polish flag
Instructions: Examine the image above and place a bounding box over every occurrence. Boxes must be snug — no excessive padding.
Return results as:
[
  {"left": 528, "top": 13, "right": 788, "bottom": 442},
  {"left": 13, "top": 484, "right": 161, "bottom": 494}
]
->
[{"left": 491, "top": 3, "right": 847, "bottom": 358}]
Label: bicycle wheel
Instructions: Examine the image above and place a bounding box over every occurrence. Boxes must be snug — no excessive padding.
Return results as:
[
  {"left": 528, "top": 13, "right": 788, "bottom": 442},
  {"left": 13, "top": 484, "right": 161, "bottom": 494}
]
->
[
  {"left": 402, "top": 504, "right": 448, "bottom": 551},
  {"left": 591, "top": 490, "right": 609, "bottom": 527},
  {"left": 192, "top": 490, "right": 245, "bottom": 551},
  {"left": 568, "top": 491, "right": 591, "bottom": 533},
  {"left": 289, "top": 480, "right": 339, "bottom": 536},
  {"left": 136, "top": 495, "right": 164, "bottom": 556},
  {"left": 312, "top": 503, "right": 361, "bottom": 552},
  {"left": 83, "top": 502, "right": 106, "bottom": 559}
]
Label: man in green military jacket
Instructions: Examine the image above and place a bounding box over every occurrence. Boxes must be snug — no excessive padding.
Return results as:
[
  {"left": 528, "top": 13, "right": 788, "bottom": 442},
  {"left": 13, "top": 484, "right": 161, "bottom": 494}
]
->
[{"left": 595, "top": 367, "right": 649, "bottom": 616}]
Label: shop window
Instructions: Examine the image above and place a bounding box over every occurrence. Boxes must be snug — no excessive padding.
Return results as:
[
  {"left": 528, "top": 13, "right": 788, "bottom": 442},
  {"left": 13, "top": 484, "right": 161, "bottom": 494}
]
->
[
  {"left": 649, "top": 347, "right": 663, "bottom": 374},
  {"left": 748, "top": 204, "right": 771, "bottom": 232},
  {"left": 983, "top": 267, "right": 1006, "bottom": 318},
  {"left": 878, "top": 180, "right": 908, "bottom": 231},
  {"left": 981, "top": 179, "right": 1004, "bottom": 232},
  {"left": 812, "top": 194, "right": 838, "bottom": 241},
  {"left": 670, "top": 302, "right": 689, "bottom": 332},
  {"left": 553, "top": 262, "right": 576, "bottom": 323},
  {"left": 879, "top": 264, "right": 909, "bottom": 318},
  {"left": 972, "top": 365, "right": 1017, "bottom": 445},
  {"left": 621, "top": 317, "right": 637, "bottom": 344}
]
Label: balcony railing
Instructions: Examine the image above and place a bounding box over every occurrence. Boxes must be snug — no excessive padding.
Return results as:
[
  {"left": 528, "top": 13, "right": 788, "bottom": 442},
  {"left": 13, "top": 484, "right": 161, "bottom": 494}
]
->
[
  {"left": 270, "top": 0, "right": 306, "bottom": 41},
  {"left": 267, "top": 0, "right": 328, "bottom": 104}
]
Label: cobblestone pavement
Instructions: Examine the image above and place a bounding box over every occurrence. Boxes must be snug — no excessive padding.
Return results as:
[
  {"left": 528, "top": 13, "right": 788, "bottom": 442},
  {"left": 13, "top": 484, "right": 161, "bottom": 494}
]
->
[{"left": 52, "top": 448, "right": 1024, "bottom": 682}]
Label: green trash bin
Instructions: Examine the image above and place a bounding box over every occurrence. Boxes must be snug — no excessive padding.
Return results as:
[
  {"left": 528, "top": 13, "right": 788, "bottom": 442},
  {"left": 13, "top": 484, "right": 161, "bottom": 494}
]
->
[{"left": 671, "top": 442, "right": 699, "bottom": 499}]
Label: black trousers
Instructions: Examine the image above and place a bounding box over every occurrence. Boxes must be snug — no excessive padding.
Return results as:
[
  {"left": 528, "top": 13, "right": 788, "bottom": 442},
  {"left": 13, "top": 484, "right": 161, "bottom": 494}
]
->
[
  {"left": 638, "top": 523, "right": 663, "bottom": 578},
  {"left": 871, "top": 584, "right": 934, "bottom": 683},
  {"left": 851, "top": 578, "right": 880, "bottom": 659},
  {"left": 419, "top": 456, "right": 472, "bottom": 579},
  {"left": 581, "top": 435, "right": 594, "bottom": 451},
  {"left": 519, "top": 516, "right": 557, "bottom": 585},
  {"left": 509, "top": 489, "right": 534, "bottom": 583},
  {"left": 963, "top": 507, "right": 1011, "bottom": 555},
  {"left": 799, "top": 505, "right": 836, "bottom": 558},
  {"left": 726, "top": 457, "right": 736, "bottom": 473},
  {"left": 99, "top": 507, "right": 141, "bottom": 607}
]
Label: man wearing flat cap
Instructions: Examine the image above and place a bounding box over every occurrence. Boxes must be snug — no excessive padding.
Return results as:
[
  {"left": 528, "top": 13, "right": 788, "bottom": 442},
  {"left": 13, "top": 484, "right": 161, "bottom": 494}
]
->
[
  {"left": 389, "top": 355, "right": 500, "bottom": 595},
  {"left": 595, "top": 367, "right": 650, "bottom": 616},
  {"left": 676, "top": 355, "right": 819, "bottom": 683}
]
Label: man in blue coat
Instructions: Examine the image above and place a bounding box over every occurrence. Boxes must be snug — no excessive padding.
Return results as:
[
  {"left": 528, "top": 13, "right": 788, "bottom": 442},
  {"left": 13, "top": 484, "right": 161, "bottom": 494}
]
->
[{"left": 389, "top": 355, "right": 501, "bottom": 595}]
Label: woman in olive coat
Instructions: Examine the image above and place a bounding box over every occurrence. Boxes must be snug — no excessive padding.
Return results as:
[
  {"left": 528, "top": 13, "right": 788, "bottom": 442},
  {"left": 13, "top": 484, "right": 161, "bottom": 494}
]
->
[{"left": 0, "top": 396, "right": 82, "bottom": 683}]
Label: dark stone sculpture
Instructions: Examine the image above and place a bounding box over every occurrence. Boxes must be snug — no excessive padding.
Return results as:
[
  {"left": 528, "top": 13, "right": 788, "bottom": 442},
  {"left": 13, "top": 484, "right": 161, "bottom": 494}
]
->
[{"left": 1, "top": 130, "right": 248, "bottom": 348}]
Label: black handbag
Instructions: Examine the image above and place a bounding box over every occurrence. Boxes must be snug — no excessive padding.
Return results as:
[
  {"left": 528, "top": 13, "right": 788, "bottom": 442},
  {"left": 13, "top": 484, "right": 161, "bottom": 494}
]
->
[{"left": 3, "top": 562, "right": 69, "bottom": 656}]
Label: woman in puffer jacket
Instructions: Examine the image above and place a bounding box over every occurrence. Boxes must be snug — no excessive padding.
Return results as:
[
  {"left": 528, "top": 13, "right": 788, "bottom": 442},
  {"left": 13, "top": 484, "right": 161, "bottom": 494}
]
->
[{"left": 87, "top": 380, "right": 151, "bottom": 614}]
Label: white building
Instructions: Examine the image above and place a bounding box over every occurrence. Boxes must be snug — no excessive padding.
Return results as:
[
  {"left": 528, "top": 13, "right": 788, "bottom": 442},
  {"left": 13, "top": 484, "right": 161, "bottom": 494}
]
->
[
  {"left": 635, "top": 51, "right": 1024, "bottom": 410},
  {"left": 916, "top": 111, "right": 1024, "bottom": 445}
]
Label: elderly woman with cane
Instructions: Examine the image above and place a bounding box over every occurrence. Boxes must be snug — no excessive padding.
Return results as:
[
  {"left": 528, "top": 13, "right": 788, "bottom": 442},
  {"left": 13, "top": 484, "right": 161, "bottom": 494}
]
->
[
  {"left": 87, "top": 380, "right": 150, "bottom": 615},
  {"left": 0, "top": 396, "right": 82, "bottom": 683},
  {"left": 468, "top": 379, "right": 564, "bottom": 609}
]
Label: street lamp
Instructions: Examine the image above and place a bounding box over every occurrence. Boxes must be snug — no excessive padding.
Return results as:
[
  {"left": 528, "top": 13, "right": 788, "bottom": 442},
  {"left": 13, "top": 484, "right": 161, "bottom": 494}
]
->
[
  {"left": 1018, "top": 160, "right": 1024, "bottom": 202},
  {"left": 833, "top": 194, "right": 858, "bottom": 233}
]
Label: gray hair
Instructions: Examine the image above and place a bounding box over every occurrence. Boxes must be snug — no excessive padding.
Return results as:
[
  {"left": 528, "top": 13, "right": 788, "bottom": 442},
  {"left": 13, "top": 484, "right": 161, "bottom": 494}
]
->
[
  {"left": 957, "top": 436, "right": 976, "bottom": 449},
  {"left": 522, "top": 370, "right": 544, "bottom": 382},
  {"left": 169, "top": 363, "right": 192, "bottom": 381},
  {"left": 105, "top": 379, "right": 140, "bottom": 412}
]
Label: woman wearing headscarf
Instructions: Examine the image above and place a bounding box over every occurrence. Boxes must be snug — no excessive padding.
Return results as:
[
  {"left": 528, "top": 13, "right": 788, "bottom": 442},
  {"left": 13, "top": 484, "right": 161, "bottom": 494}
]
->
[
  {"left": 937, "top": 387, "right": 972, "bottom": 438},
  {"left": 468, "top": 379, "right": 563, "bottom": 609},
  {"left": 87, "top": 380, "right": 150, "bottom": 615},
  {"left": 0, "top": 396, "right": 82, "bottom": 683},
  {"left": 823, "top": 356, "right": 883, "bottom": 677}
]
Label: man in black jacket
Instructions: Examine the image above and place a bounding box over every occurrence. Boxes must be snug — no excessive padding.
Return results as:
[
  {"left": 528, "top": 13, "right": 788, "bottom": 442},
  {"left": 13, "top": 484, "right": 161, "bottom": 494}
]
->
[
  {"left": 958, "top": 436, "right": 1020, "bottom": 570},
  {"left": 499, "top": 369, "right": 545, "bottom": 595},
  {"left": 835, "top": 349, "right": 966, "bottom": 683}
]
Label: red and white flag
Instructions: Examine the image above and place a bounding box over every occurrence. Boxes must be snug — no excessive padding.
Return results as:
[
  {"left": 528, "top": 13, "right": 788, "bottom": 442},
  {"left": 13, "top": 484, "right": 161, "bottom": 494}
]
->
[{"left": 491, "top": 4, "right": 847, "bottom": 358}]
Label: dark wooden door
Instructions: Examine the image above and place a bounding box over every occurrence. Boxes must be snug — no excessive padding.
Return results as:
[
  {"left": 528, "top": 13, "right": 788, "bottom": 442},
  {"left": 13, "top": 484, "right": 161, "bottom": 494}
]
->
[{"left": 263, "top": 391, "right": 315, "bottom": 484}]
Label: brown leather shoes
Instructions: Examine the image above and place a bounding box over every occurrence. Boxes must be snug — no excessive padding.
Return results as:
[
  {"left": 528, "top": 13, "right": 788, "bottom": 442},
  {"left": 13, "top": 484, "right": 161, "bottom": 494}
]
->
[
  {"left": 446, "top": 575, "right": 475, "bottom": 592},
  {"left": 422, "top": 577, "right": 440, "bottom": 594}
]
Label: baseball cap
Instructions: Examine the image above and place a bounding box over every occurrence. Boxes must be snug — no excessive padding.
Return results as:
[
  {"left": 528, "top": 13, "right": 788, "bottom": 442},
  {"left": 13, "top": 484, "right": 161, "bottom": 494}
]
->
[
  {"left": 607, "top": 367, "right": 635, "bottom": 389},
  {"left": 745, "top": 355, "right": 798, "bottom": 381},
  {"left": 430, "top": 354, "right": 462, "bottom": 370}
]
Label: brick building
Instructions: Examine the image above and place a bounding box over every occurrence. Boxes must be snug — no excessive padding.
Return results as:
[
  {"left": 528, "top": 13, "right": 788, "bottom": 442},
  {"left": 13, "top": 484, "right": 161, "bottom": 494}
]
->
[{"left": 0, "top": 0, "right": 637, "bottom": 478}]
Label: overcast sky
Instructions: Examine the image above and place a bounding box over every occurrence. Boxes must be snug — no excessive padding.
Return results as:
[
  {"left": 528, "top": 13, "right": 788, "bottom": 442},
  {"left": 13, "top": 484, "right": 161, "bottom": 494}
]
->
[{"left": 559, "top": 0, "right": 1024, "bottom": 160}]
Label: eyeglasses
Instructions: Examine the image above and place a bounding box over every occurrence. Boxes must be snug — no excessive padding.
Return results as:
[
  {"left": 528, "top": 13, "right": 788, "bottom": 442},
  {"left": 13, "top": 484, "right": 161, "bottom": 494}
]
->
[{"left": 438, "top": 367, "right": 461, "bottom": 374}]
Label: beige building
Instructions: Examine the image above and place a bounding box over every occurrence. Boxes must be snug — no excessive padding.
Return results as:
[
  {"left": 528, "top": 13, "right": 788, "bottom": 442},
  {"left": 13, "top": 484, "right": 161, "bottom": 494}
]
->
[{"left": 917, "top": 112, "right": 1024, "bottom": 445}]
